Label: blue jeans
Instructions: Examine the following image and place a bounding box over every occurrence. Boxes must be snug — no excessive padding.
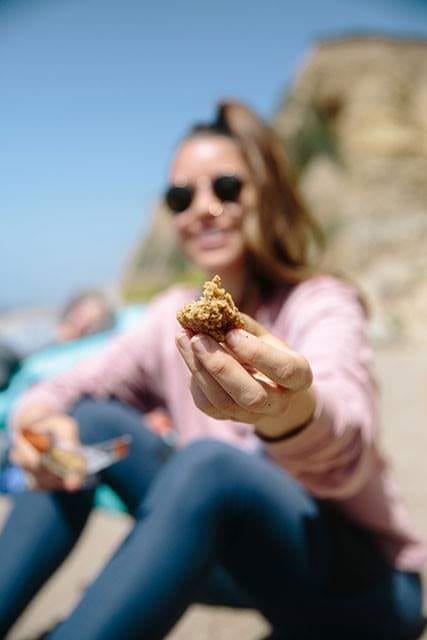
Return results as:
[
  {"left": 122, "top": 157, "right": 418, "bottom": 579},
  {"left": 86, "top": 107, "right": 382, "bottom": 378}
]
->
[{"left": 0, "top": 398, "right": 424, "bottom": 639}]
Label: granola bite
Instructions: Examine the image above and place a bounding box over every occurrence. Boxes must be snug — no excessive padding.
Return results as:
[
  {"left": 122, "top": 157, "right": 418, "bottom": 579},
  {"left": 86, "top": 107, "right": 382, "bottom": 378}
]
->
[{"left": 177, "top": 275, "right": 244, "bottom": 342}]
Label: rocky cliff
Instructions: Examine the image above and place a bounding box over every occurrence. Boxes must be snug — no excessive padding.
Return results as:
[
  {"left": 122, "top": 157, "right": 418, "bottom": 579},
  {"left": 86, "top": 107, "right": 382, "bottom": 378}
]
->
[{"left": 274, "top": 35, "right": 427, "bottom": 344}]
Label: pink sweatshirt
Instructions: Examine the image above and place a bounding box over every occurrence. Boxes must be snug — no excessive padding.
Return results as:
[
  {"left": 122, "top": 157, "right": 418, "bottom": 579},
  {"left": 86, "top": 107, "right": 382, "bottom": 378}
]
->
[{"left": 13, "top": 276, "right": 426, "bottom": 571}]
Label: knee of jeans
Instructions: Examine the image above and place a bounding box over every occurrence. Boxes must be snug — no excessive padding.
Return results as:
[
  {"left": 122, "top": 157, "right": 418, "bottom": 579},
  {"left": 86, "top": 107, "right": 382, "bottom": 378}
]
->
[
  {"left": 69, "top": 397, "right": 130, "bottom": 442},
  {"left": 141, "top": 439, "right": 246, "bottom": 518},
  {"left": 70, "top": 396, "right": 111, "bottom": 421},
  {"left": 174, "top": 439, "right": 245, "bottom": 483}
]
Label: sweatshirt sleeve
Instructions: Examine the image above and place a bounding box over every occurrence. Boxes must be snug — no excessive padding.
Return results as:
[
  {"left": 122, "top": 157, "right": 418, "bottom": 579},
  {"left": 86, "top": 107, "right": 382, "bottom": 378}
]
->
[
  {"left": 10, "top": 291, "right": 173, "bottom": 427},
  {"left": 264, "top": 276, "right": 378, "bottom": 500}
]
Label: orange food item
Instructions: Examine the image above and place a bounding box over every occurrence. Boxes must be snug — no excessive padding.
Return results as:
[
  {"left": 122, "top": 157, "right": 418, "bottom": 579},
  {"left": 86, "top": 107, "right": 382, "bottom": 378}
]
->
[
  {"left": 22, "top": 429, "right": 52, "bottom": 453},
  {"left": 177, "top": 275, "right": 244, "bottom": 342}
]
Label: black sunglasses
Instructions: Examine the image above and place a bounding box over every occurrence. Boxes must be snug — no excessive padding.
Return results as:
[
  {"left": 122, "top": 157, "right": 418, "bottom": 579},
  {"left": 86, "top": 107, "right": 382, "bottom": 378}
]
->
[{"left": 164, "top": 174, "right": 244, "bottom": 214}]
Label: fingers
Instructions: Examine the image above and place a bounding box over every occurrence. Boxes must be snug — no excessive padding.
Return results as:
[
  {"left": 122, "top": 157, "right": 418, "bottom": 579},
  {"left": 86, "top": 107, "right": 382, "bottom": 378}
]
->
[
  {"left": 175, "top": 309, "right": 312, "bottom": 424},
  {"left": 37, "top": 415, "right": 80, "bottom": 445},
  {"left": 190, "top": 377, "right": 262, "bottom": 424},
  {"left": 10, "top": 433, "right": 41, "bottom": 472},
  {"left": 177, "top": 331, "right": 293, "bottom": 420},
  {"left": 177, "top": 333, "right": 259, "bottom": 421},
  {"left": 224, "top": 329, "right": 312, "bottom": 391},
  {"left": 178, "top": 332, "right": 271, "bottom": 414},
  {"left": 190, "top": 378, "right": 226, "bottom": 420},
  {"left": 13, "top": 402, "right": 57, "bottom": 431},
  {"left": 177, "top": 333, "right": 239, "bottom": 409},
  {"left": 11, "top": 433, "right": 83, "bottom": 492},
  {"left": 61, "top": 473, "right": 84, "bottom": 492},
  {"left": 26, "top": 468, "right": 81, "bottom": 492}
]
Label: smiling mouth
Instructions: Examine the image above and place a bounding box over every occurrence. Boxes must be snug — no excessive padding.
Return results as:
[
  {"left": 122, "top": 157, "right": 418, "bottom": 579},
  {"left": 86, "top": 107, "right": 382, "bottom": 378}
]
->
[{"left": 195, "top": 228, "right": 232, "bottom": 249}]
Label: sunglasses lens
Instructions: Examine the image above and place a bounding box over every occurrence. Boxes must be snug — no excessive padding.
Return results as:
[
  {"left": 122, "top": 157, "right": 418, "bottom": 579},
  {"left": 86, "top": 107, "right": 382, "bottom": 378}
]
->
[
  {"left": 165, "top": 186, "right": 193, "bottom": 213},
  {"left": 213, "top": 175, "right": 243, "bottom": 202}
]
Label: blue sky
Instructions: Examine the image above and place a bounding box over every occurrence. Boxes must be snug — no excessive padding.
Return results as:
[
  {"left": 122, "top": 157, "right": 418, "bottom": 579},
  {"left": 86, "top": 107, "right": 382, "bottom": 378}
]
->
[{"left": 1, "top": 0, "right": 427, "bottom": 310}]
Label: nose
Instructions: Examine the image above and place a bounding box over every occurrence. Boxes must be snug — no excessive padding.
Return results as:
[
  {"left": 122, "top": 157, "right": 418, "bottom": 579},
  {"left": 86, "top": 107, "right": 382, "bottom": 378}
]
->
[{"left": 191, "top": 179, "right": 222, "bottom": 218}]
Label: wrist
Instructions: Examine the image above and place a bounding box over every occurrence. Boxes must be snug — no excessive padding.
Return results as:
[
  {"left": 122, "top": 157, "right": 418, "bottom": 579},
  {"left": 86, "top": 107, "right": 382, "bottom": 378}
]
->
[
  {"left": 255, "top": 412, "right": 314, "bottom": 443},
  {"left": 255, "top": 387, "right": 316, "bottom": 442}
]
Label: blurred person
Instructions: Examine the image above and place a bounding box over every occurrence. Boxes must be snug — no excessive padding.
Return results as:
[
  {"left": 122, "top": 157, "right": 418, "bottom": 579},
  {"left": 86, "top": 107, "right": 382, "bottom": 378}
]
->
[
  {"left": 0, "top": 292, "right": 163, "bottom": 500},
  {"left": 0, "top": 289, "right": 141, "bottom": 430},
  {"left": 0, "top": 291, "right": 116, "bottom": 493},
  {"left": 0, "top": 290, "right": 114, "bottom": 364},
  {"left": 0, "top": 289, "right": 116, "bottom": 395},
  {"left": 0, "top": 290, "right": 118, "bottom": 438},
  {"left": 56, "top": 290, "right": 116, "bottom": 342},
  {"left": 0, "top": 101, "right": 425, "bottom": 640}
]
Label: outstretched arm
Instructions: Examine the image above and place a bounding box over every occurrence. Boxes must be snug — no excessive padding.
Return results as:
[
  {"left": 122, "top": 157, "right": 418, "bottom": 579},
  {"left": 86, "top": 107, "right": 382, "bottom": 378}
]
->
[{"left": 177, "top": 277, "right": 378, "bottom": 500}]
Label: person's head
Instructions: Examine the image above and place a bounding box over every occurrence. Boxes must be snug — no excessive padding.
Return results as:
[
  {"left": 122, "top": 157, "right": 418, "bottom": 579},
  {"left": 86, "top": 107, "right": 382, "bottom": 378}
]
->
[
  {"left": 57, "top": 290, "right": 115, "bottom": 343},
  {"left": 164, "top": 100, "right": 324, "bottom": 290}
]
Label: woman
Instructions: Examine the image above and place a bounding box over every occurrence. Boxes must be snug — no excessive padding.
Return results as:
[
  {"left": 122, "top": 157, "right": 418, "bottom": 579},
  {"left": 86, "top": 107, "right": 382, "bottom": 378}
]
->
[{"left": 1, "top": 101, "right": 425, "bottom": 639}]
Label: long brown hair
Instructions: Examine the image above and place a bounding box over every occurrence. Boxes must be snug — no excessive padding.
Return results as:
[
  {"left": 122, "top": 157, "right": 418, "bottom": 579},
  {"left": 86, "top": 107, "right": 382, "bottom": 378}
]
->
[{"left": 188, "top": 100, "right": 325, "bottom": 288}]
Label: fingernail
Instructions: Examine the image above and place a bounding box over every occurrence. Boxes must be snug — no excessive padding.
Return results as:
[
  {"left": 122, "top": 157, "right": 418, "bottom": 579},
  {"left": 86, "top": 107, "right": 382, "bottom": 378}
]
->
[
  {"left": 177, "top": 332, "right": 191, "bottom": 351},
  {"left": 225, "top": 329, "right": 247, "bottom": 348},
  {"left": 191, "top": 335, "right": 211, "bottom": 354}
]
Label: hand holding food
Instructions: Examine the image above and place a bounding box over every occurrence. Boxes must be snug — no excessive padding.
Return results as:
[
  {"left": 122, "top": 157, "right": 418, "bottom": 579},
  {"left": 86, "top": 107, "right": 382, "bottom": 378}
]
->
[
  {"left": 176, "top": 276, "right": 315, "bottom": 438},
  {"left": 11, "top": 413, "right": 82, "bottom": 491},
  {"left": 22, "top": 429, "right": 131, "bottom": 478},
  {"left": 12, "top": 414, "right": 132, "bottom": 491}
]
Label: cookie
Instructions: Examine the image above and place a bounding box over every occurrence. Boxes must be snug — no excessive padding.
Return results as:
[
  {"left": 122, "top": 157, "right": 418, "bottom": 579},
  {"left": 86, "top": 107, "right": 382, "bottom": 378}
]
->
[{"left": 177, "top": 275, "right": 244, "bottom": 342}]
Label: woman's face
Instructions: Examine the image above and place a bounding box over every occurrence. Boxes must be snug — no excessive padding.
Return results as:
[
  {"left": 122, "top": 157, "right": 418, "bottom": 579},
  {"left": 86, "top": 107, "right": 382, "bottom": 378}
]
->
[{"left": 168, "top": 135, "right": 256, "bottom": 275}]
